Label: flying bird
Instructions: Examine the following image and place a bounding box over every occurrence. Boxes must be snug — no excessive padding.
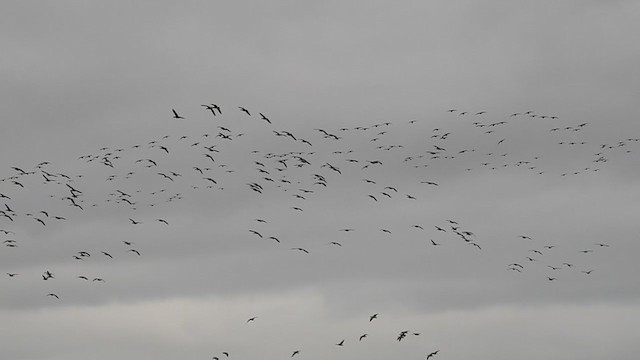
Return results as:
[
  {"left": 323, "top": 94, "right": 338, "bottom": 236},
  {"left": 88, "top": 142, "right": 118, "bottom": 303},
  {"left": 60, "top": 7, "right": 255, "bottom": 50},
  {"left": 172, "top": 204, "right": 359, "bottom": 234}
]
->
[
  {"left": 239, "top": 106, "right": 251, "bottom": 116},
  {"left": 172, "top": 109, "right": 184, "bottom": 119},
  {"left": 426, "top": 350, "right": 440, "bottom": 359},
  {"left": 259, "top": 113, "right": 271, "bottom": 124}
]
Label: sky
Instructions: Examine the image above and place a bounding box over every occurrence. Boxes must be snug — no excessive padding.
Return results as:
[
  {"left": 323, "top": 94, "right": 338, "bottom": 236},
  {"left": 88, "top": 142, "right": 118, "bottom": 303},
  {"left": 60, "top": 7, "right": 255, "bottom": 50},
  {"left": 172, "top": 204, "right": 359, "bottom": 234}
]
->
[{"left": 1, "top": 1, "right": 640, "bottom": 359}]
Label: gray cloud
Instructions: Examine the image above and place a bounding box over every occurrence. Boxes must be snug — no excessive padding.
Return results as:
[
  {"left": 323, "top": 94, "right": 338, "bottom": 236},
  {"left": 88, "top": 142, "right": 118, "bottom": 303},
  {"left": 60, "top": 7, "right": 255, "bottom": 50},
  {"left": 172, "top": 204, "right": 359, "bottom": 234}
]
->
[{"left": 1, "top": 1, "right": 640, "bottom": 359}]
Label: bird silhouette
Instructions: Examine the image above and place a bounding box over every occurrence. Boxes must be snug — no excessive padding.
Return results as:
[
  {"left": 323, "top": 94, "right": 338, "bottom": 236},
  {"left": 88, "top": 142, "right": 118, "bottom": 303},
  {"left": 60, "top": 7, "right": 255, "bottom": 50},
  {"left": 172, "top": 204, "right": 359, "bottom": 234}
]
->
[
  {"left": 171, "top": 109, "right": 184, "bottom": 119},
  {"left": 426, "top": 350, "right": 440, "bottom": 359},
  {"left": 239, "top": 107, "right": 251, "bottom": 116}
]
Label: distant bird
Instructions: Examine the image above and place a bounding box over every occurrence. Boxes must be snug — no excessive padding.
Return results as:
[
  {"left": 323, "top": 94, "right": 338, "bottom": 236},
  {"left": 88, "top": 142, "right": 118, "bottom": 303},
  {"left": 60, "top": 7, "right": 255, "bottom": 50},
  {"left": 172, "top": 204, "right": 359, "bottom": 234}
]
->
[
  {"left": 47, "top": 293, "right": 60, "bottom": 299},
  {"left": 369, "top": 313, "right": 378, "bottom": 322},
  {"left": 129, "top": 218, "right": 141, "bottom": 225},
  {"left": 291, "top": 247, "right": 309, "bottom": 254},
  {"left": 259, "top": 113, "right": 271, "bottom": 124},
  {"left": 239, "top": 106, "right": 251, "bottom": 116},
  {"left": 426, "top": 350, "right": 440, "bottom": 359},
  {"left": 291, "top": 350, "right": 300, "bottom": 357},
  {"left": 247, "top": 317, "right": 258, "bottom": 323},
  {"left": 397, "top": 330, "right": 409, "bottom": 341},
  {"left": 336, "top": 339, "right": 344, "bottom": 346},
  {"left": 172, "top": 109, "right": 184, "bottom": 119}
]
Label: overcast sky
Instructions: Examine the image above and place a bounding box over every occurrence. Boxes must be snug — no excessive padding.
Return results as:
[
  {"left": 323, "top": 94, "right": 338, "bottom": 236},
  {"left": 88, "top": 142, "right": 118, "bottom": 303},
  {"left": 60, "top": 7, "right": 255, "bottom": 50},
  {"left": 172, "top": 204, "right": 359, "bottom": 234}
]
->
[{"left": 2, "top": 1, "right": 640, "bottom": 360}]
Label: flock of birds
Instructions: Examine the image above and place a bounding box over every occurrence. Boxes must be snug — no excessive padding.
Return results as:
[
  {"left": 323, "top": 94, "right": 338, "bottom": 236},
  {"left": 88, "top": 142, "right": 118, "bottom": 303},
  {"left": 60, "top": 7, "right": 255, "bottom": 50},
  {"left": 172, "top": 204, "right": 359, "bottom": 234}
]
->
[{"left": 1, "top": 103, "right": 635, "bottom": 359}]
